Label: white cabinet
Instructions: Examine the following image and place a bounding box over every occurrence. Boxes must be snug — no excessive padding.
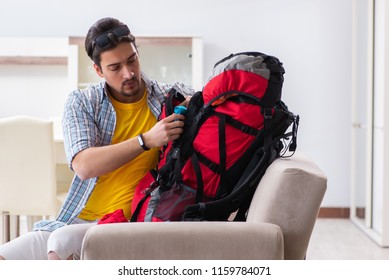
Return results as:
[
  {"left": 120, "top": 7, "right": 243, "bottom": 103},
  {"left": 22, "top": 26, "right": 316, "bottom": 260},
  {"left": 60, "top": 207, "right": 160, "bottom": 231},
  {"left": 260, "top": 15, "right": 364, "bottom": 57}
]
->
[
  {"left": 68, "top": 35, "right": 203, "bottom": 92},
  {"left": 0, "top": 38, "right": 69, "bottom": 120},
  {"left": 0, "top": 35, "right": 203, "bottom": 98},
  {"left": 351, "top": 0, "right": 389, "bottom": 247}
]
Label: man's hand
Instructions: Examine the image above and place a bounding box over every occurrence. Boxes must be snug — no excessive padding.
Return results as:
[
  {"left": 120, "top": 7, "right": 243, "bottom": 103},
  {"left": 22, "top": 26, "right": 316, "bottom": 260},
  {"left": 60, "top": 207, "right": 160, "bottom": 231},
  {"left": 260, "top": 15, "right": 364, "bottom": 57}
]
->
[{"left": 142, "top": 114, "right": 185, "bottom": 148}]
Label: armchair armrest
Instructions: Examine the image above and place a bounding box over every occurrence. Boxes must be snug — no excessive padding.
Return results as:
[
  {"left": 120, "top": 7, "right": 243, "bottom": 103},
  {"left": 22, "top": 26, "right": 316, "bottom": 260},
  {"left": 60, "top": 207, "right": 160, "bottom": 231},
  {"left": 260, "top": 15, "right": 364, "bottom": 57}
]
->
[
  {"left": 81, "top": 222, "right": 283, "bottom": 260},
  {"left": 247, "top": 152, "right": 327, "bottom": 259}
]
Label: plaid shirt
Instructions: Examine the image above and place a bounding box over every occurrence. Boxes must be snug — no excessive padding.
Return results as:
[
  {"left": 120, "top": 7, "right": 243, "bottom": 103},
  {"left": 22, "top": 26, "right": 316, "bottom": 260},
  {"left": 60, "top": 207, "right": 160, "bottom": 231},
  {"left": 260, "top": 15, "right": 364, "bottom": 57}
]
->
[{"left": 33, "top": 73, "right": 194, "bottom": 231}]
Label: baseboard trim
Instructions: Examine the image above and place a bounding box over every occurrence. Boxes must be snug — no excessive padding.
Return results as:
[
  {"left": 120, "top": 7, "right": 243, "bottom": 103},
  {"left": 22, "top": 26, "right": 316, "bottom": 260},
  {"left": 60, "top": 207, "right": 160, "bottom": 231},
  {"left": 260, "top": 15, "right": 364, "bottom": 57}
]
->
[{"left": 318, "top": 207, "right": 350, "bottom": 218}]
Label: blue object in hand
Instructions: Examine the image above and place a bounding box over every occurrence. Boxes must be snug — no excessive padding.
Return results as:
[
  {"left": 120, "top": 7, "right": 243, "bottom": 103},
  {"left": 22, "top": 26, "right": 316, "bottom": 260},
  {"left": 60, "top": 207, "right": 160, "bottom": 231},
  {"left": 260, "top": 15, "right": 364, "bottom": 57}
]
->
[{"left": 174, "top": 106, "right": 187, "bottom": 115}]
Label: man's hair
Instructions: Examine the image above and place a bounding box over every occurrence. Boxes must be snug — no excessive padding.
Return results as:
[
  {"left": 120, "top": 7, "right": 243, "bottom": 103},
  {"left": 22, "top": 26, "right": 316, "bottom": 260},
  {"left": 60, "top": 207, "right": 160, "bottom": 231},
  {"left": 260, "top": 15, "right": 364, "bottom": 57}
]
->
[{"left": 85, "top": 17, "right": 136, "bottom": 67}]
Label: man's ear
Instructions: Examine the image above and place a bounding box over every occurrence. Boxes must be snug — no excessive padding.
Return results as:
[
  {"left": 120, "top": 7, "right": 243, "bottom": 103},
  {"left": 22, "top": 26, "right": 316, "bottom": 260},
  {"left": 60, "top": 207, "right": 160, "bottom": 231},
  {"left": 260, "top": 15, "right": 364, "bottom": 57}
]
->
[{"left": 94, "top": 64, "right": 104, "bottom": 78}]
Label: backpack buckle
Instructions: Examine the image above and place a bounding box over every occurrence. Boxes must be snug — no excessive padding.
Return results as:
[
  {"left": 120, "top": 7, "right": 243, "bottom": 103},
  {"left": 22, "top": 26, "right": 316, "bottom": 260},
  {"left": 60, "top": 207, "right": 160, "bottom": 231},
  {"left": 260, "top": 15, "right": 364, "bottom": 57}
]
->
[
  {"left": 142, "top": 181, "right": 159, "bottom": 195},
  {"left": 172, "top": 148, "right": 180, "bottom": 159},
  {"left": 262, "top": 108, "right": 273, "bottom": 120}
]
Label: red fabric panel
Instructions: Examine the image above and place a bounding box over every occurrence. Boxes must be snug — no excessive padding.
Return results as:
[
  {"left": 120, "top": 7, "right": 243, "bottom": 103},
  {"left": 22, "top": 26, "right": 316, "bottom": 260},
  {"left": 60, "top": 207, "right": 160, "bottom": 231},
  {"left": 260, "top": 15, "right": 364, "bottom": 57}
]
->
[
  {"left": 193, "top": 116, "right": 257, "bottom": 168},
  {"left": 215, "top": 101, "right": 264, "bottom": 129},
  {"left": 202, "top": 70, "right": 268, "bottom": 104},
  {"left": 130, "top": 171, "right": 156, "bottom": 222},
  {"left": 97, "top": 209, "right": 128, "bottom": 224},
  {"left": 182, "top": 116, "right": 257, "bottom": 198}
]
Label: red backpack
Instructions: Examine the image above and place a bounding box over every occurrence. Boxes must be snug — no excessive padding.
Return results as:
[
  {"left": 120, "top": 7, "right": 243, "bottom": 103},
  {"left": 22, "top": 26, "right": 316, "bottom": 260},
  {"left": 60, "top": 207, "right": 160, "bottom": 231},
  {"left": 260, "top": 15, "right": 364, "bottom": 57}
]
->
[{"left": 131, "top": 51, "right": 299, "bottom": 222}]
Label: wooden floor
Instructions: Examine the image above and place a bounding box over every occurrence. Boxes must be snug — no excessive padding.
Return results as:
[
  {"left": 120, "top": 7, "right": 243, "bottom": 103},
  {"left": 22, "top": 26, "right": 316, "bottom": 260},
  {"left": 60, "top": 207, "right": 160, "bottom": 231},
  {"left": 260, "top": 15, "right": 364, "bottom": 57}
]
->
[{"left": 307, "top": 218, "right": 389, "bottom": 260}]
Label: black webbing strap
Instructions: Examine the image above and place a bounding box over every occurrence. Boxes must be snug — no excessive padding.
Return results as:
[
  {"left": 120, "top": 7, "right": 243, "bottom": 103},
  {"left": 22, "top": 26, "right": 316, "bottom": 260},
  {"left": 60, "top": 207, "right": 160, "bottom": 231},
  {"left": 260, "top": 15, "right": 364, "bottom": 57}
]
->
[
  {"left": 262, "top": 107, "right": 277, "bottom": 161},
  {"left": 172, "top": 147, "right": 183, "bottom": 183},
  {"left": 191, "top": 152, "right": 204, "bottom": 203},
  {"left": 289, "top": 115, "right": 299, "bottom": 152},
  {"left": 218, "top": 115, "right": 227, "bottom": 198},
  {"left": 233, "top": 193, "right": 253, "bottom": 221},
  {"left": 195, "top": 153, "right": 221, "bottom": 174},
  {"left": 214, "top": 112, "right": 258, "bottom": 136}
]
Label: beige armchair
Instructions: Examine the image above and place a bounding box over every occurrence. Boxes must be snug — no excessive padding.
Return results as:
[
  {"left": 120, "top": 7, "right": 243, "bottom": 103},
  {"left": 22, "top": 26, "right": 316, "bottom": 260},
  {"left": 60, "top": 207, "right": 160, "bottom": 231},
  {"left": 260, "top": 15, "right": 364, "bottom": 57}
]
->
[{"left": 80, "top": 152, "right": 327, "bottom": 260}]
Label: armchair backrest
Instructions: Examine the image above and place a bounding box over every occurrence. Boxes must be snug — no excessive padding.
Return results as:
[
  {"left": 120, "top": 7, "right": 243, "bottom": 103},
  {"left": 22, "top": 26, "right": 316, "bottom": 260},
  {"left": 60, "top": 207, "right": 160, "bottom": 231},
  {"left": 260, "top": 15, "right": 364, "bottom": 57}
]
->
[{"left": 0, "top": 115, "right": 57, "bottom": 216}]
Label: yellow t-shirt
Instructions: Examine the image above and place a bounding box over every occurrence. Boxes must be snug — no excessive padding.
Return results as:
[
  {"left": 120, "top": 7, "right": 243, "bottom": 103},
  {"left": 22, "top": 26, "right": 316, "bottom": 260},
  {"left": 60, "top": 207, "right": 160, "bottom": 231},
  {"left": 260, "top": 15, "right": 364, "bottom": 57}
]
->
[{"left": 78, "top": 89, "right": 158, "bottom": 220}]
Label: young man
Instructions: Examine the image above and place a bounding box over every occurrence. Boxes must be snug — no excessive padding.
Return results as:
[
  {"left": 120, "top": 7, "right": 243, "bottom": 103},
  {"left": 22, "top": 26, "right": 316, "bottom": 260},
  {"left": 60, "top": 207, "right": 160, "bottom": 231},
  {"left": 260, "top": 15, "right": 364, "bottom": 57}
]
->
[{"left": 0, "top": 17, "right": 194, "bottom": 260}]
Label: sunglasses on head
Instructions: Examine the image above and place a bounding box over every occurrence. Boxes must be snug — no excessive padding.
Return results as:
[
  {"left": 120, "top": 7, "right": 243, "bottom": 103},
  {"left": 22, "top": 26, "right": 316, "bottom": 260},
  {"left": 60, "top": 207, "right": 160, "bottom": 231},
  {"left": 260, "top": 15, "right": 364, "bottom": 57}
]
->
[{"left": 88, "top": 25, "right": 131, "bottom": 56}]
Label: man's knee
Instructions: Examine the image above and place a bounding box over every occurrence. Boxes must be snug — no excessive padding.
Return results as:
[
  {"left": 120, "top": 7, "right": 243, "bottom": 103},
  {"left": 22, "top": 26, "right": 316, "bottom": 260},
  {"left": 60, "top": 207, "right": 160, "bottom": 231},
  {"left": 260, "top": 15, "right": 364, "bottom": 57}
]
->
[
  {"left": 47, "top": 223, "right": 95, "bottom": 260},
  {"left": 0, "top": 231, "right": 51, "bottom": 260}
]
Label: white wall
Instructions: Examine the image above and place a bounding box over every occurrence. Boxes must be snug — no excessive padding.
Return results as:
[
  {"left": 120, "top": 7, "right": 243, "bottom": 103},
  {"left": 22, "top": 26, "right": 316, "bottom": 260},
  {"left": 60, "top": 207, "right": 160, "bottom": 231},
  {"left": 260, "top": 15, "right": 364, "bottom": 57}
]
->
[{"left": 0, "top": 0, "right": 353, "bottom": 208}]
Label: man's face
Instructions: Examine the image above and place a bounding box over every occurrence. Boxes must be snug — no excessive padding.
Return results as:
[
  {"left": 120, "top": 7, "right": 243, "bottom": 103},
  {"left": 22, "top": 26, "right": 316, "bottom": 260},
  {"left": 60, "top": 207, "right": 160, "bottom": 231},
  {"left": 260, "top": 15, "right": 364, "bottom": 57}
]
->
[{"left": 94, "top": 42, "right": 143, "bottom": 103}]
